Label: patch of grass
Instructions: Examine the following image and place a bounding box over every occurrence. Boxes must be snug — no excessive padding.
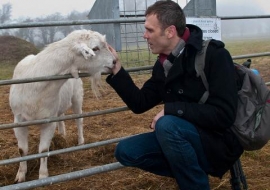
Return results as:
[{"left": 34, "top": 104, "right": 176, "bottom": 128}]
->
[
  {"left": 119, "top": 48, "right": 157, "bottom": 68},
  {"left": 119, "top": 38, "right": 270, "bottom": 70},
  {"left": 0, "top": 36, "right": 39, "bottom": 80},
  {"left": 0, "top": 61, "right": 16, "bottom": 80},
  {"left": 224, "top": 38, "right": 270, "bottom": 56}
]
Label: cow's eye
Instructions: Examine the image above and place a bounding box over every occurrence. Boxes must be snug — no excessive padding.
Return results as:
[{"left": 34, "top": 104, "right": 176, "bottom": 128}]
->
[{"left": 92, "top": 47, "right": 100, "bottom": 51}]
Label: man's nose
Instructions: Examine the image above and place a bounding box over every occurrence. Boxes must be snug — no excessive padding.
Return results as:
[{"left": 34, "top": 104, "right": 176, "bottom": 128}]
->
[{"left": 143, "top": 32, "right": 148, "bottom": 39}]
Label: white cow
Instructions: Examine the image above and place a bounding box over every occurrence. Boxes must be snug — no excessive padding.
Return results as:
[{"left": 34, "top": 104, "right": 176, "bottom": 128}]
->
[{"left": 9, "top": 29, "right": 116, "bottom": 183}]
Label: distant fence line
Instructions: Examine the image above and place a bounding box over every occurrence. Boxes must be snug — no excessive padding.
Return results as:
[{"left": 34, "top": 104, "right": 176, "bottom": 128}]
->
[
  {"left": 1, "top": 15, "right": 270, "bottom": 29},
  {"left": 1, "top": 14, "right": 270, "bottom": 190}
]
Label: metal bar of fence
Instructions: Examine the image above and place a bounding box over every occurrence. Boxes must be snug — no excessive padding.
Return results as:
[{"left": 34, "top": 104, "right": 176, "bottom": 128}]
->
[
  {"left": 0, "top": 135, "right": 135, "bottom": 165},
  {"left": 220, "top": 15, "right": 270, "bottom": 20},
  {"left": 0, "top": 162, "right": 125, "bottom": 190},
  {"left": 1, "top": 15, "right": 270, "bottom": 29},
  {"left": 232, "top": 52, "right": 270, "bottom": 60},
  {"left": 0, "top": 106, "right": 129, "bottom": 130},
  {"left": 0, "top": 65, "right": 153, "bottom": 86},
  {"left": 0, "top": 18, "right": 145, "bottom": 29},
  {"left": 0, "top": 53, "right": 269, "bottom": 86}
]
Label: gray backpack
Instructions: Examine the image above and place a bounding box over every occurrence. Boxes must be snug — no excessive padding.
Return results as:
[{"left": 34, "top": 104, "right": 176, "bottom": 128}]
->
[{"left": 195, "top": 39, "right": 270, "bottom": 151}]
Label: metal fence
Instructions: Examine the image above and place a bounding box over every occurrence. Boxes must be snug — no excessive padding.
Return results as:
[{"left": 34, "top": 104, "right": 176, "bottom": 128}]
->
[
  {"left": 0, "top": 54, "right": 269, "bottom": 190},
  {"left": 1, "top": 0, "right": 270, "bottom": 189}
]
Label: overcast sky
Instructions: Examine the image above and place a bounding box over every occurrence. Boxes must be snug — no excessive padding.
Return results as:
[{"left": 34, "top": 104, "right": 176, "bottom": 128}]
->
[
  {"left": 1, "top": 0, "right": 270, "bottom": 19},
  {"left": 0, "top": 0, "right": 96, "bottom": 19}
]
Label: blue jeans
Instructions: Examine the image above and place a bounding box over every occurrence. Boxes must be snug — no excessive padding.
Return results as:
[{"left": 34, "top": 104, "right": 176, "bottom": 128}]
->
[{"left": 115, "top": 115, "right": 211, "bottom": 190}]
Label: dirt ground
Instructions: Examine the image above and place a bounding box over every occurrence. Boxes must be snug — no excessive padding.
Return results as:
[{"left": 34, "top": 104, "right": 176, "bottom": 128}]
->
[{"left": 0, "top": 63, "right": 270, "bottom": 190}]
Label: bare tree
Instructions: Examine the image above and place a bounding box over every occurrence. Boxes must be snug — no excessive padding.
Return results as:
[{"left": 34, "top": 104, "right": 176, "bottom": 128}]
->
[
  {"left": 0, "top": 3, "right": 12, "bottom": 24},
  {"left": 36, "top": 13, "right": 63, "bottom": 45},
  {"left": 59, "top": 10, "right": 91, "bottom": 37},
  {"left": 14, "top": 19, "right": 36, "bottom": 44}
]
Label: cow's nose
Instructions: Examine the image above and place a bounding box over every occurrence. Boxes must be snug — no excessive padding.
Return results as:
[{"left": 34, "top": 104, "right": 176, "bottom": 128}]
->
[{"left": 113, "top": 60, "right": 117, "bottom": 65}]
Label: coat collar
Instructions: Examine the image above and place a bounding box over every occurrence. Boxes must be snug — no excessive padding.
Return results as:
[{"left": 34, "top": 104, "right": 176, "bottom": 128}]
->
[
  {"left": 158, "top": 24, "right": 203, "bottom": 65},
  {"left": 185, "top": 24, "right": 203, "bottom": 51},
  {"left": 163, "top": 24, "right": 204, "bottom": 84}
]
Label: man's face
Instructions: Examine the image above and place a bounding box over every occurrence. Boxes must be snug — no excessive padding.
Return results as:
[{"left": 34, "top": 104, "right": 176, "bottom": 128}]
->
[{"left": 143, "top": 14, "right": 171, "bottom": 55}]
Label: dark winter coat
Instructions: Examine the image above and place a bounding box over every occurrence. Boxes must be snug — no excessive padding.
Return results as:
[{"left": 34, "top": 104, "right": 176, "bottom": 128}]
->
[{"left": 106, "top": 24, "right": 244, "bottom": 178}]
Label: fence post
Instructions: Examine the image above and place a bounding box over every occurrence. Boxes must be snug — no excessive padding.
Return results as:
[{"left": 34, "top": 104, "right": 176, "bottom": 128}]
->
[{"left": 230, "top": 159, "right": 248, "bottom": 190}]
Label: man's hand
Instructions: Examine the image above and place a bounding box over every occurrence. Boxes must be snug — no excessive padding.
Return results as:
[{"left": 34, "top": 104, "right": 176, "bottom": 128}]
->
[
  {"left": 150, "top": 109, "right": 164, "bottom": 130},
  {"left": 108, "top": 45, "right": 122, "bottom": 75}
]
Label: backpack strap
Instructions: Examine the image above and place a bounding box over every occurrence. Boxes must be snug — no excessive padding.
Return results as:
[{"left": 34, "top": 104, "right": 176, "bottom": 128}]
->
[{"left": 195, "top": 39, "right": 211, "bottom": 104}]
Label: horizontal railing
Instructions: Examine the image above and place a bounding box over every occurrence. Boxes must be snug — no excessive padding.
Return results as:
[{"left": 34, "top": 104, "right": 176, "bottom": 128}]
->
[{"left": 1, "top": 15, "right": 270, "bottom": 29}]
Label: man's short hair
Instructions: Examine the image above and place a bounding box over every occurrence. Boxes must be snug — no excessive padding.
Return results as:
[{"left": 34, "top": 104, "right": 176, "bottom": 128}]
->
[{"left": 145, "top": 0, "right": 186, "bottom": 37}]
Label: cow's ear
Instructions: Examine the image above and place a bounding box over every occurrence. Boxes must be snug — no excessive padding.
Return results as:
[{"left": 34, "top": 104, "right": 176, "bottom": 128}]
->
[{"left": 74, "top": 43, "right": 95, "bottom": 59}]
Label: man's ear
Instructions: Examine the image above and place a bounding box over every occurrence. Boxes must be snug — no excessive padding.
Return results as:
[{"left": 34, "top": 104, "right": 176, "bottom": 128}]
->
[
  {"left": 74, "top": 43, "right": 96, "bottom": 60},
  {"left": 165, "top": 25, "right": 177, "bottom": 38}
]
